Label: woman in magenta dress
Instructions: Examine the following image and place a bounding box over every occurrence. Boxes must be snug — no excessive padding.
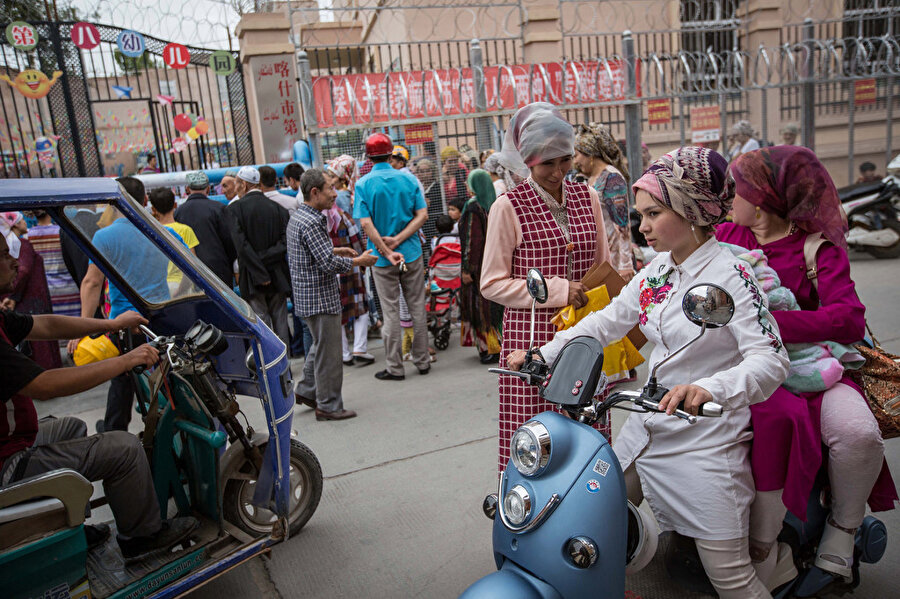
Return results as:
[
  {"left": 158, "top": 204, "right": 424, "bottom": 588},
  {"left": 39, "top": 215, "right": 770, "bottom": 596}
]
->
[
  {"left": 481, "top": 103, "right": 611, "bottom": 472},
  {"left": 717, "top": 146, "right": 897, "bottom": 585}
]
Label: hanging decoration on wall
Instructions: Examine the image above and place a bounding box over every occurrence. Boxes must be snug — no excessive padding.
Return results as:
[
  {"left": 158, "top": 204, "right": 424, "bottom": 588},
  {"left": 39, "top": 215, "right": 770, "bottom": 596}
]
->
[
  {"left": 171, "top": 113, "right": 208, "bottom": 150},
  {"left": 70, "top": 22, "right": 101, "bottom": 50},
  {"left": 33, "top": 136, "right": 60, "bottom": 169},
  {"left": 111, "top": 85, "right": 133, "bottom": 99},
  {"left": 173, "top": 112, "right": 194, "bottom": 133},
  {"left": 163, "top": 43, "right": 190, "bottom": 69},
  {"left": 209, "top": 51, "right": 236, "bottom": 76},
  {"left": 0, "top": 70, "right": 63, "bottom": 100},
  {"left": 6, "top": 22, "right": 39, "bottom": 51},
  {"left": 169, "top": 137, "right": 188, "bottom": 154},
  {"left": 116, "top": 30, "right": 145, "bottom": 58},
  {"left": 156, "top": 94, "right": 175, "bottom": 106}
]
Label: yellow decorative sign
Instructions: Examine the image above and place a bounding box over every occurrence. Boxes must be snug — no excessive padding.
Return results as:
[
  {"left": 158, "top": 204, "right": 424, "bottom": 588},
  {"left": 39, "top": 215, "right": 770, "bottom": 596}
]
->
[{"left": 0, "top": 70, "right": 63, "bottom": 100}]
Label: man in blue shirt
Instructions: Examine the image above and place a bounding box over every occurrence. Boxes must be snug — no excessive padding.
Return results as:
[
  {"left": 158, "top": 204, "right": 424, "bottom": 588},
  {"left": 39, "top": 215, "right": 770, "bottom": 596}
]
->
[
  {"left": 73, "top": 176, "right": 170, "bottom": 432},
  {"left": 353, "top": 133, "right": 429, "bottom": 380}
]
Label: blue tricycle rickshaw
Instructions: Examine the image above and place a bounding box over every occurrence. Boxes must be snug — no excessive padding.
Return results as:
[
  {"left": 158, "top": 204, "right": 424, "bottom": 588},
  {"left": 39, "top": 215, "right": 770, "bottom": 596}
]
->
[{"left": 0, "top": 178, "right": 322, "bottom": 598}]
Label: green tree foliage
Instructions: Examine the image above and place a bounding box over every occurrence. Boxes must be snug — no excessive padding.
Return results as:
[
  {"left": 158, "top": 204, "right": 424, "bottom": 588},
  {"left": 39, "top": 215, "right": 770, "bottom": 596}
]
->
[{"left": 114, "top": 50, "right": 162, "bottom": 75}]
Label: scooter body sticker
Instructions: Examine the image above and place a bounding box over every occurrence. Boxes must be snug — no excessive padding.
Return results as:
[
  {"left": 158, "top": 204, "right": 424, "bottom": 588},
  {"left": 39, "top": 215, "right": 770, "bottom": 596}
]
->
[
  {"left": 593, "top": 458, "right": 611, "bottom": 477},
  {"left": 586, "top": 479, "right": 601, "bottom": 493}
]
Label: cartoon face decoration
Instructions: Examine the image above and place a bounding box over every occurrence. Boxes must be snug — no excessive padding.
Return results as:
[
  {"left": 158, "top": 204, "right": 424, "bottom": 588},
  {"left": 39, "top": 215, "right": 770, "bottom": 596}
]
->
[{"left": 0, "top": 70, "right": 63, "bottom": 99}]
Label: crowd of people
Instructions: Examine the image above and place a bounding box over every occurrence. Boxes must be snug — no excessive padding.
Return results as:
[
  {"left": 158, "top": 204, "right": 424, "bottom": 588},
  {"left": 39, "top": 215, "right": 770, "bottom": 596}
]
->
[{"left": 1, "top": 99, "right": 896, "bottom": 594}]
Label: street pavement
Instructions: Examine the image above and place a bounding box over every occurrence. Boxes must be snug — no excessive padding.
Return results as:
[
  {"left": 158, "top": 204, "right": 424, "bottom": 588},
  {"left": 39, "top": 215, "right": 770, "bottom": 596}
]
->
[{"left": 37, "top": 252, "right": 899, "bottom": 598}]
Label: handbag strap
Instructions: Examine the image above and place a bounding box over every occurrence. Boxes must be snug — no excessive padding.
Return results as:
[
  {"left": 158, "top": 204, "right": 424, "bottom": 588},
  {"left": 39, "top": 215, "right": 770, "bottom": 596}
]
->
[
  {"left": 802, "top": 231, "right": 827, "bottom": 292},
  {"left": 803, "top": 232, "right": 884, "bottom": 349}
]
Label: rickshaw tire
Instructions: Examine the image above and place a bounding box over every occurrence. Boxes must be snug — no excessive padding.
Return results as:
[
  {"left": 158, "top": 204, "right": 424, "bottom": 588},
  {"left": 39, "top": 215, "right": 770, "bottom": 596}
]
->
[{"left": 223, "top": 439, "right": 323, "bottom": 538}]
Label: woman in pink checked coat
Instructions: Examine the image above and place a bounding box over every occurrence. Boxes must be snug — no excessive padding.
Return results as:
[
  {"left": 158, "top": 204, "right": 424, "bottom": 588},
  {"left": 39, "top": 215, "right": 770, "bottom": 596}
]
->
[{"left": 480, "top": 103, "right": 611, "bottom": 472}]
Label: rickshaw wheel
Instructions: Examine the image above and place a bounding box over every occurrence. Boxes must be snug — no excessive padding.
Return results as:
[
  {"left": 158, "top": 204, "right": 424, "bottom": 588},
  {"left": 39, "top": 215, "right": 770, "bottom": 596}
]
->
[{"left": 224, "top": 440, "right": 323, "bottom": 537}]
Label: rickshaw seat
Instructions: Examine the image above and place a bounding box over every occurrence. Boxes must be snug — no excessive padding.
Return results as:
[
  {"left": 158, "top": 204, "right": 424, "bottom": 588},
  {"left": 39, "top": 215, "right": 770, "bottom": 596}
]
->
[{"left": 0, "top": 469, "right": 92, "bottom": 551}]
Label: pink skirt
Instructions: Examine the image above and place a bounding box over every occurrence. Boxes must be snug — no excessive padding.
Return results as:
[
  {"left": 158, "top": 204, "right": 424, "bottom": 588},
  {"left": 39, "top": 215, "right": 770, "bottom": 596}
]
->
[{"left": 750, "top": 375, "right": 897, "bottom": 519}]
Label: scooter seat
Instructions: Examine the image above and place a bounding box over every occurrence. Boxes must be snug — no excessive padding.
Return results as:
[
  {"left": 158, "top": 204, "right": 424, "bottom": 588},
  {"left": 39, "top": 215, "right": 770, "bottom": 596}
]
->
[
  {"left": 0, "top": 468, "right": 92, "bottom": 551},
  {"left": 839, "top": 181, "right": 883, "bottom": 202}
]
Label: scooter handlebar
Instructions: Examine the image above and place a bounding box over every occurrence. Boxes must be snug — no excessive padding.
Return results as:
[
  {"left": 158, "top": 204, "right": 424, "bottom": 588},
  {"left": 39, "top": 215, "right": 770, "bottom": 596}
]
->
[
  {"left": 609, "top": 390, "right": 723, "bottom": 423},
  {"left": 488, "top": 367, "right": 532, "bottom": 383}
]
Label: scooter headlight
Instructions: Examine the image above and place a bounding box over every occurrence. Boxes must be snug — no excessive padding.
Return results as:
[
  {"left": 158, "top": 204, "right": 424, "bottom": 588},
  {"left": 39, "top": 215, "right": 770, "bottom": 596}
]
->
[
  {"left": 503, "top": 485, "right": 532, "bottom": 526},
  {"left": 510, "top": 421, "right": 551, "bottom": 476}
]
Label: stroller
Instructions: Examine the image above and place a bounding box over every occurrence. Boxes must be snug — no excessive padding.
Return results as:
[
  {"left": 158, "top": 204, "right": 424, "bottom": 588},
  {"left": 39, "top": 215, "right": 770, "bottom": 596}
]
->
[{"left": 426, "top": 236, "right": 462, "bottom": 350}]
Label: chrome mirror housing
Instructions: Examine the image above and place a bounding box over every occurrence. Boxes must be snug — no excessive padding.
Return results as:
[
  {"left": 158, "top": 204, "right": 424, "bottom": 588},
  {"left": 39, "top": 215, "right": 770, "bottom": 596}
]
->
[
  {"left": 681, "top": 284, "right": 735, "bottom": 329},
  {"left": 526, "top": 268, "right": 549, "bottom": 304}
]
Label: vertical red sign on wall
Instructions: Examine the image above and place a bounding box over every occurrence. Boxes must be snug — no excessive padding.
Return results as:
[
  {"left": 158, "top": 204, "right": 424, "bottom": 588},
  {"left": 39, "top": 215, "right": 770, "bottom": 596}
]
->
[
  {"left": 854, "top": 79, "right": 876, "bottom": 106},
  {"left": 647, "top": 98, "right": 672, "bottom": 125}
]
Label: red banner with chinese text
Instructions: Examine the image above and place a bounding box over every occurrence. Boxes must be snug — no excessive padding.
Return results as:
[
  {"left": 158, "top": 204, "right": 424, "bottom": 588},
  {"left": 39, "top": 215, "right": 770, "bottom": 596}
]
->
[{"left": 311, "top": 60, "right": 637, "bottom": 129}]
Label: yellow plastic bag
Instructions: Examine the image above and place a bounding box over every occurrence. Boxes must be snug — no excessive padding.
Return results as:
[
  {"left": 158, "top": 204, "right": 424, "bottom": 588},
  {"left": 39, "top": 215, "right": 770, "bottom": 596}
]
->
[{"left": 549, "top": 285, "right": 644, "bottom": 378}]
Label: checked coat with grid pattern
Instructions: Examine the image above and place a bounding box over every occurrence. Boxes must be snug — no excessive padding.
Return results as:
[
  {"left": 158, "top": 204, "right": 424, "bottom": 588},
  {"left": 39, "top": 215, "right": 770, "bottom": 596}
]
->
[{"left": 497, "top": 179, "right": 611, "bottom": 472}]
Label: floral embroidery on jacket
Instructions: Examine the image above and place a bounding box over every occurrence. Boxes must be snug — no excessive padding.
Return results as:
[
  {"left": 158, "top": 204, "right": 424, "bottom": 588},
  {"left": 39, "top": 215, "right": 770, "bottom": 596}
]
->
[
  {"left": 638, "top": 271, "right": 673, "bottom": 325},
  {"left": 733, "top": 263, "right": 783, "bottom": 350}
]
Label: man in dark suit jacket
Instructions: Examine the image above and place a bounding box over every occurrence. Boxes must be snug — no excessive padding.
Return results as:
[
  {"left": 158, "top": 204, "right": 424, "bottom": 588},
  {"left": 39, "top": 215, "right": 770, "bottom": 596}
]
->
[
  {"left": 174, "top": 171, "right": 237, "bottom": 286},
  {"left": 226, "top": 166, "right": 291, "bottom": 346}
]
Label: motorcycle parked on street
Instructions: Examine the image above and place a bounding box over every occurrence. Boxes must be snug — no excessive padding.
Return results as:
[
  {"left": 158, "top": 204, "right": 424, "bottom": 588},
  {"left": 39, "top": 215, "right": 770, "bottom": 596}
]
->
[
  {"left": 838, "top": 154, "right": 900, "bottom": 259},
  {"left": 460, "top": 268, "right": 887, "bottom": 598}
]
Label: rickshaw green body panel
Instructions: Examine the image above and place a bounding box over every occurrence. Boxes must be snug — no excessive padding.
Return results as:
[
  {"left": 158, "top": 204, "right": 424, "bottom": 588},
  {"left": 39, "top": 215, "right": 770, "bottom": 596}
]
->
[{"left": 0, "top": 526, "right": 89, "bottom": 598}]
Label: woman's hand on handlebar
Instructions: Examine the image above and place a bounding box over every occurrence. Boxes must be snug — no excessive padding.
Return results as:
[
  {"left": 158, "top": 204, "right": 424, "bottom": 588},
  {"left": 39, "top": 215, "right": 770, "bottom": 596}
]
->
[
  {"left": 110, "top": 310, "right": 148, "bottom": 333},
  {"left": 567, "top": 281, "right": 588, "bottom": 309},
  {"left": 123, "top": 344, "right": 159, "bottom": 371},
  {"left": 658, "top": 384, "right": 713, "bottom": 416},
  {"left": 505, "top": 350, "right": 528, "bottom": 371}
]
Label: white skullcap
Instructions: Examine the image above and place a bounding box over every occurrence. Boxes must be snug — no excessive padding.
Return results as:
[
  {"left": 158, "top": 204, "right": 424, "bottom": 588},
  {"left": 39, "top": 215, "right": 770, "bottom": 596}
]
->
[{"left": 237, "top": 166, "right": 260, "bottom": 185}]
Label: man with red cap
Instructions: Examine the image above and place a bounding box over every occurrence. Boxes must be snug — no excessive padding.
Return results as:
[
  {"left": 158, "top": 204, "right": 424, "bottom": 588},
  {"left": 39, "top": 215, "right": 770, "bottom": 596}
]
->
[{"left": 353, "top": 133, "right": 430, "bottom": 380}]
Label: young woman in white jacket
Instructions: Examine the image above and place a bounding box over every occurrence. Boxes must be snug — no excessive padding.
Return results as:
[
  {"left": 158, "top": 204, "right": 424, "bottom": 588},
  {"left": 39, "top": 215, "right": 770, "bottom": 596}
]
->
[{"left": 507, "top": 147, "right": 791, "bottom": 598}]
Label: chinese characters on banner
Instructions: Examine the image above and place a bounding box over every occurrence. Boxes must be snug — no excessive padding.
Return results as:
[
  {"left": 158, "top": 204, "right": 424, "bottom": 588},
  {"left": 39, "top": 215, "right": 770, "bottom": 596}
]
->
[
  {"left": 690, "top": 105, "right": 721, "bottom": 144},
  {"left": 404, "top": 124, "right": 434, "bottom": 144},
  {"left": 854, "top": 79, "right": 876, "bottom": 106},
  {"left": 250, "top": 56, "right": 300, "bottom": 162},
  {"left": 647, "top": 98, "right": 672, "bottom": 126},
  {"left": 311, "top": 60, "right": 637, "bottom": 128}
]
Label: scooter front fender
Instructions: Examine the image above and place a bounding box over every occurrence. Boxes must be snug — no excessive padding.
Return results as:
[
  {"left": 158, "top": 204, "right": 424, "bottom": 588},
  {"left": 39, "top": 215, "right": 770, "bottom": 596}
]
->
[{"left": 460, "top": 559, "right": 563, "bottom": 599}]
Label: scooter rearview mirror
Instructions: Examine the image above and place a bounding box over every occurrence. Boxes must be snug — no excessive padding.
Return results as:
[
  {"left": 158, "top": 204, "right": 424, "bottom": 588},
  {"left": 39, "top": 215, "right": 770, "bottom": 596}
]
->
[
  {"left": 526, "top": 268, "right": 549, "bottom": 304},
  {"left": 681, "top": 283, "right": 734, "bottom": 329}
]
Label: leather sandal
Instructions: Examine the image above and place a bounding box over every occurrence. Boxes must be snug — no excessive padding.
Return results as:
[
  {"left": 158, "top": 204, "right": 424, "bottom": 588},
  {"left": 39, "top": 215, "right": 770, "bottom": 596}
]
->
[{"left": 814, "top": 518, "right": 856, "bottom": 580}]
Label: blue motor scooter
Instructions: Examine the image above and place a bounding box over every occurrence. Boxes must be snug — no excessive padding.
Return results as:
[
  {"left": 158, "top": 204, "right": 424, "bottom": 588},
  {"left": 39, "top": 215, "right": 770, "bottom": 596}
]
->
[{"left": 461, "top": 269, "right": 731, "bottom": 598}]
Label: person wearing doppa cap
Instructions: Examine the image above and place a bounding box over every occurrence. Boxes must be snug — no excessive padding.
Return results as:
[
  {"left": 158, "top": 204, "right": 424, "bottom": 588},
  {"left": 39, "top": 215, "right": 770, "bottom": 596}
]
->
[
  {"left": 225, "top": 165, "right": 292, "bottom": 346},
  {"left": 480, "top": 102, "right": 611, "bottom": 471},
  {"left": 174, "top": 171, "right": 237, "bottom": 286},
  {"left": 354, "top": 133, "right": 430, "bottom": 380}
]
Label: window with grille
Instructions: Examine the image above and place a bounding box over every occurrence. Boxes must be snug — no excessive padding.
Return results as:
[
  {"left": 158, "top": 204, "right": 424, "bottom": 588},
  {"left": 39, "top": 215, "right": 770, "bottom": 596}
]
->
[
  {"left": 843, "top": 0, "right": 899, "bottom": 39},
  {"left": 680, "top": 0, "right": 741, "bottom": 55}
]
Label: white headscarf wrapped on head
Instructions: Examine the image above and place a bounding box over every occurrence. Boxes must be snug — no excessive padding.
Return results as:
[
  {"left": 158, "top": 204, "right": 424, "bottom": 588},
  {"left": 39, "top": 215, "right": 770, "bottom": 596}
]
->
[
  {"left": 0, "top": 212, "right": 23, "bottom": 259},
  {"left": 494, "top": 102, "right": 575, "bottom": 178}
]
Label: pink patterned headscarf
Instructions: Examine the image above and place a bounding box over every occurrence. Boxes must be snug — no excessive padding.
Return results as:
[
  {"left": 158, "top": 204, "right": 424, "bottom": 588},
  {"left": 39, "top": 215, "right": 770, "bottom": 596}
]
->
[
  {"left": 326, "top": 154, "right": 360, "bottom": 194},
  {"left": 730, "top": 146, "right": 848, "bottom": 251},
  {"left": 633, "top": 146, "right": 734, "bottom": 226}
]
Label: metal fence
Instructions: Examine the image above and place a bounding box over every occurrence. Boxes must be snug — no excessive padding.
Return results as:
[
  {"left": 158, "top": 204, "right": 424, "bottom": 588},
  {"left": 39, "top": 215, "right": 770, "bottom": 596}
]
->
[
  {"left": 0, "top": 21, "right": 253, "bottom": 179},
  {"left": 295, "top": 27, "right": 899, "bottom": 189}
]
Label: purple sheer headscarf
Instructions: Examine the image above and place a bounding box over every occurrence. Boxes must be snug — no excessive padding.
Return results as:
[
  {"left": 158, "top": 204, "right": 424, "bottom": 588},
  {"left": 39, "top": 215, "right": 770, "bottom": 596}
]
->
[{"left": 730, "top": 146, "right": 848, "bottom": 250}]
